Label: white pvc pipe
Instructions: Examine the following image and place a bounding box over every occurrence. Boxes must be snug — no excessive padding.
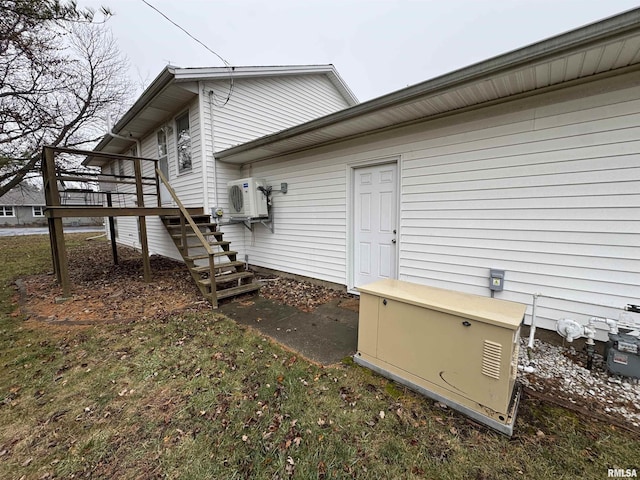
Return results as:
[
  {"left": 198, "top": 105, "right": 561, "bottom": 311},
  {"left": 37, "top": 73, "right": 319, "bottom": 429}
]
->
[{"left": 528, "top": 293, "right": 541, "bottom": 350}]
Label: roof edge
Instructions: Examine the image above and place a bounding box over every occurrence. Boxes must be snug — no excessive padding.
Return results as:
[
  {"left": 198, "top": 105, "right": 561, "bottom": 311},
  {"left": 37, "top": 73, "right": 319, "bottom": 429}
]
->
[
  {"left": 216, "top": 7, "right": 640, "bottom": 161},
  {"left": 93, "top": 66, "right": 176, "bottom": 151},
  {"left": 173, "top": 64, "right": 358, "bottom": 106}
]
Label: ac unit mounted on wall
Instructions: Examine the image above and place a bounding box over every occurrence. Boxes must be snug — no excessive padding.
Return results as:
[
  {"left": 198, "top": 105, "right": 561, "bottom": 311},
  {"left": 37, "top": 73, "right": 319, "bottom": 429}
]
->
[{"left": 227, "top": 178, "right": 269, "bottom": 218}]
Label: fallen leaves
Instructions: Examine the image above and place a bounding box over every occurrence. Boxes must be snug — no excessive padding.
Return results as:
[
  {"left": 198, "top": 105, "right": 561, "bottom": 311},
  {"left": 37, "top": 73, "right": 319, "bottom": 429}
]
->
[
  {"left": 285, "top": 456, "right": 295, "bottom": 476},
  {"left": 19, "top": 242, "right": 208, "bottom": 326},
  {"left": 257, "top": 276, "right": 354, "bottom": 312}
]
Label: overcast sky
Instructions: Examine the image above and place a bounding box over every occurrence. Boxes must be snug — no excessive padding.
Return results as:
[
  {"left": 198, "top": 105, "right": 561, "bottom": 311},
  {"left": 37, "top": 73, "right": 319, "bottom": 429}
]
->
[{"left": 78, "top": 0, "right": 640, "bottom": 102}]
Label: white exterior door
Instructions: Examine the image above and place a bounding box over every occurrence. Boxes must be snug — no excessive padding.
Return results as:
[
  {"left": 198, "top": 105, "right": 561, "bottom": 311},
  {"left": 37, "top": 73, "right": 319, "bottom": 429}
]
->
[{"left": 353, "top": 163, "right": 398, "bottom": 289}]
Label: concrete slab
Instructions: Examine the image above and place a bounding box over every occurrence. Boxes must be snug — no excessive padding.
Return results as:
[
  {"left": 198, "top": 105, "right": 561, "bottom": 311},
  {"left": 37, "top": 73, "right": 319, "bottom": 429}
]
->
[{"left": 219, "top": 296, "right": 359, "bottom": 365}]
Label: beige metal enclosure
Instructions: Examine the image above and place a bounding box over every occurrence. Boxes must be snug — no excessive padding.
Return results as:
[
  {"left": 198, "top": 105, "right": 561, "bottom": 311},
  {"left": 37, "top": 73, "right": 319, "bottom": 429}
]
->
[{"left": 355, "top": 279, "right": 526, "bottom": 435}]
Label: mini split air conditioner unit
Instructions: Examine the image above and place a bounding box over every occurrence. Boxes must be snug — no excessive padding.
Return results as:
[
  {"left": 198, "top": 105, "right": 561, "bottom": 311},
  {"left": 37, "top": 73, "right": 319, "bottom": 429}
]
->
[{"left": 227, "top": 178, "right": 269, "bottom": 218}]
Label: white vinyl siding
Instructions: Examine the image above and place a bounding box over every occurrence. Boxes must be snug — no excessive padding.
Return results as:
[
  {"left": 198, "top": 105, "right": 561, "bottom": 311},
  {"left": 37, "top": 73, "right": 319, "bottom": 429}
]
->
[
  {"left": 244, "top": 71, "right": 640, "bottom": 339},
  {"left": 206, "top": 75, "right": 352, "bottom": 152},
  {"left": 201, "top": 74, "right": 353, "bottom": 255},
  {"left": 243, "top": 156, "right": 350, "bottom": 284},
  {"left": 158, "top": 98, "right": 203, "bottom": 209},
  {"left": 111, "top": 73, "right": 351, "bottom": 260}
]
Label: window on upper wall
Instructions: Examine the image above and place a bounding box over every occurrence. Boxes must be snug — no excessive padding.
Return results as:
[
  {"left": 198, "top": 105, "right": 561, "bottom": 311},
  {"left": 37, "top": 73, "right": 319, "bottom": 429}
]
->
[
  {"left": 32, "top": 206, "right": 44, "bottom": 217},
  {"left": 157, "top": 129, "right": 168, "bottom": 160},
  {"left": 175, "top": 111, "right": 192, "bottom": 173},
  {"left": 0, "top": 206, "right": 14, "bottom": 216},
  {"left": 157, "top": 129, "right": 169, "bottom": 179}
]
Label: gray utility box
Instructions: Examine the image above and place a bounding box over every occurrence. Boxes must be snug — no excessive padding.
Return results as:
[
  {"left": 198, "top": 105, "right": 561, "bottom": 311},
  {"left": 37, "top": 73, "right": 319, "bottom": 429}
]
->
[{"left": 605, "top": 332, "right": 640, "bottom": 378}]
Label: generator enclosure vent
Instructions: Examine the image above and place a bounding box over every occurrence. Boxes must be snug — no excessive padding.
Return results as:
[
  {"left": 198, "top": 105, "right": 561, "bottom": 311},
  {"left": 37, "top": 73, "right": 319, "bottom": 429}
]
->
[
  {"left": 227, "top": 178, "right": 269, "bottom": 218},
  {"left": 355, "top": 279, "right": 526, "bottom": 436}
]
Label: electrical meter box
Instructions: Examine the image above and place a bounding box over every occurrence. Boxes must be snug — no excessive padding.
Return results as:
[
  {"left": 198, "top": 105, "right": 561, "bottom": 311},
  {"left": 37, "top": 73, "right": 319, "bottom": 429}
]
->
[
  {"left": 489, "top": 269, "right": 505, "bottom": 291},
  {"left": 355, "top": 279, "right": 526, "bottom": 435}
]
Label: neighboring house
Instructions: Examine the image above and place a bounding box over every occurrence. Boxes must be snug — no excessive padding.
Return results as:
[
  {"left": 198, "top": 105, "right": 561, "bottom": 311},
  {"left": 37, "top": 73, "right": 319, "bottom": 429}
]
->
[
  {"left": 93, "top": 10, "right": 640, "bottom": 339},
  {"left": 214, "top": 10, "right": 640, "bottom": 339},
  {"left": 0, "top": 186, "right": 47, "bottom": 226},
  {"left": 90, "top": 64, "right": 357, "bottom": 251},
  {"left": 1, "top": 185, "right": 104, "bottom": 227}
]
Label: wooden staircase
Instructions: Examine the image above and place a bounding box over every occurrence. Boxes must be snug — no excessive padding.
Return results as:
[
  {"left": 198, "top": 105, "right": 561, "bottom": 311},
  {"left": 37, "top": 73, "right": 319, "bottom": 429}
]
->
[
  {"left": 155, "top": 167, "right": 259, "bottom": 308},
  {"left": 161, "top": 213, "right": 260, "bottom": 307}
]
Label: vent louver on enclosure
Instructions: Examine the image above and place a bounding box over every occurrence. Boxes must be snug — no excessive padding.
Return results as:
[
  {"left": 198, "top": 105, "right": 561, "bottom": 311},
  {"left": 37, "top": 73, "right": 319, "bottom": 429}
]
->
[
  {"left": 482, "top": 340, "right": 502, "bottom": 380},
  {"left": 229, "top": 185, "right": 243, "bottom": 213}
]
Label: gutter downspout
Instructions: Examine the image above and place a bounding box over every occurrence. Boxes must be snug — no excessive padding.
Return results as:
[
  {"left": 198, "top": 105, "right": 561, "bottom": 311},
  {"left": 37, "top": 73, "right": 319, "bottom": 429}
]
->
[
  {"left": 208, "top": 89, "right": 219, "bottom": 211},
  {"left": 199, "top": 82, "right": 210, "bottom": 215}
]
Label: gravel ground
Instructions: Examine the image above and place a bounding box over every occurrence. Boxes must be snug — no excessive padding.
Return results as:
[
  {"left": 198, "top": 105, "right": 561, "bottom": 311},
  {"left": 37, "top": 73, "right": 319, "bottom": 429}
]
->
[{"left": 518, "top": 338, "right": 640, "bottom": 428}]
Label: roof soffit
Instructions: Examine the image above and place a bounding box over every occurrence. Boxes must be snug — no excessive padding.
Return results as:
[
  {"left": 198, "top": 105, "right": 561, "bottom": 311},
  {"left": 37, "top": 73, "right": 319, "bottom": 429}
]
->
[{"left": 216, "top": 9, "right": 640, "bottom": 164}]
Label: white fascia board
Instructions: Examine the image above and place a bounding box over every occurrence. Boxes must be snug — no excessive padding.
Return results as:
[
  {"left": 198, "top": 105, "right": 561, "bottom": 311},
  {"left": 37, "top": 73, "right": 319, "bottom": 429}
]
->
[
  {"left": 173, "top": 64, "right": 359, "bottom": 106},
  {"left": 172, "top": 64, "right": 338, "bottom": 81},
  {"left": 216, "top": 7, "right": 640, "bottom": 164}
]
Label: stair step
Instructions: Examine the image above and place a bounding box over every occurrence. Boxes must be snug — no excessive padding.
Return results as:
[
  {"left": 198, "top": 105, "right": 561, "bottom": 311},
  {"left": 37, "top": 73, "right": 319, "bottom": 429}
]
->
[
  {"left": 162, "top": 215, "right": 211, "bottom": 225},
  {"left": 215, "top": 283, "right": 261, "bottom": 300},
  {"left": 180, "top": 240, "right": 231, "bottom": 248},
  {"left": 165, "top": 222, "right": 219, "bottom": 231},
  {"left": 197, "top": 271, "right": 255, "bottom": 287},
  {"left": 184, "top": 251, "right": 237, "bottom": 261},
  {"left": 192, "top": 261, "right": 245, "bottom": 273},
  {"left": 171, "top": 231, "right": 224, "bottom": 239}
]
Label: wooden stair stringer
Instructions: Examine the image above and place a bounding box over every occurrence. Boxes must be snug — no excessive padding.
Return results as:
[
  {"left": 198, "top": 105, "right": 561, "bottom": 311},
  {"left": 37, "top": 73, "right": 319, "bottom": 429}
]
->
[{"left": 160, "top": 214, "right": 260, "bottom": 307}]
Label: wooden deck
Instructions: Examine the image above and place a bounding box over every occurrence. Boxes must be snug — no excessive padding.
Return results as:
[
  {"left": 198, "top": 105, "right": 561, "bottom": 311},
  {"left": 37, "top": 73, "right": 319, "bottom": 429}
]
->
[{"left": 41, "top": 146, "right": 260, "bottom": 308}]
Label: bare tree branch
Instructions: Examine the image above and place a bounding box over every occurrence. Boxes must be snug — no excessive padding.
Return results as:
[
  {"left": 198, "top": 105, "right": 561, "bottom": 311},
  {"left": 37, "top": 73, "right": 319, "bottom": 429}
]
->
[{"left": 0, "top": 1, "right": 130, "bottom": 198}]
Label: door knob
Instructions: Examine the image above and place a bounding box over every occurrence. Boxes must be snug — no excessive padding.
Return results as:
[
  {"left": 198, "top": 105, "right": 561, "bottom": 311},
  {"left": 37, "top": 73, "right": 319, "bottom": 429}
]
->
[{"left": 391, "top": 239, "right": 396, "bottom": 244}]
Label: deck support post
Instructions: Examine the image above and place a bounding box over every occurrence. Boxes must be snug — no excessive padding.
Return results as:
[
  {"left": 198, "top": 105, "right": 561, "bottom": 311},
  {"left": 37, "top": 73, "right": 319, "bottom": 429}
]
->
[
  {"left": 105, "top": 192, "right": 118, "bottom": 265},
  {"left": 134, "top": 157, "right": 151, "bottom": 282},
  {"left": 42, "top": 147, "right": 71, "bottom": 297},
  {"left": 52, "top": 217, "right": 71, "bottom": 297}
]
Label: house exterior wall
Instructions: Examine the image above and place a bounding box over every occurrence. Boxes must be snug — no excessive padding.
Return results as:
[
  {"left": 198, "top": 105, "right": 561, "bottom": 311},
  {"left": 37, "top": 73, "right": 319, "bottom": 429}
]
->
[
  {"left": 0, "top": 206, "right": 44, "bottom": 226},
  {"left": 111, "top": 73, "right": 354, "bottom": 259},
  {"left": 242, "top": 70, "right": 640, "bottom": 338},
  {"left": 207, "top": 75, "right": 353, "bottom": 152},
  {"left": 0, "top": 207, "right": 100, "bottom": 227},
  {"left": 109, "top": 95, "right": 204, "bottom": 258},
  {"left": 203, "top": 74, "right": 356, "bottom": 256}
]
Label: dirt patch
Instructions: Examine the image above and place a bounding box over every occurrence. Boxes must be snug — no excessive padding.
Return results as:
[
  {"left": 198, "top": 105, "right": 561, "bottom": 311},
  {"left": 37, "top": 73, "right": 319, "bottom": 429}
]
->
[
  {"left": 15, "top": 240, "right": 354, "bottom": 326},
  {"left": 16, "top": 240, "right": 209, "bottom": 325},
  {"left": 338, "top": 297, "right": 360, "bottom": 313}
]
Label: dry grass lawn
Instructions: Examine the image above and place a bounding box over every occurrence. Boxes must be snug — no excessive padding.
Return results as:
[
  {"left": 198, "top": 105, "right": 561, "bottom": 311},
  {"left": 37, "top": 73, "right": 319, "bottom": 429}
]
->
[{"left": 0, "top": 233, "right": 638, "bottom": 479}]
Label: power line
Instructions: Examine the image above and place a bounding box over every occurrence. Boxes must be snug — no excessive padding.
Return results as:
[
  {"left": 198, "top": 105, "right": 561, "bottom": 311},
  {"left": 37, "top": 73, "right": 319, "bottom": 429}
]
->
[{"left": 140, "top": 0, "right": 234, "bottom": 106}]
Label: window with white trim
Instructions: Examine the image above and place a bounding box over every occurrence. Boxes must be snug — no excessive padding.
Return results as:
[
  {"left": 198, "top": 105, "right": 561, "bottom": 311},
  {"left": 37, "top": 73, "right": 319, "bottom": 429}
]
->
[
  {"left": 175, "top": 111, "right": 192, "bottom": 173},
  {"left": 32, "top": 206, "right": 44, "bottom": 217},
  {"left": 157, "top": 129, "right": 169, "bottom": 181},
  {"left": 0, "top": 206, "right": 14, "bottom": 216},
  {"left": 157, "top": 129, "right": 168, "bottom": 160}
]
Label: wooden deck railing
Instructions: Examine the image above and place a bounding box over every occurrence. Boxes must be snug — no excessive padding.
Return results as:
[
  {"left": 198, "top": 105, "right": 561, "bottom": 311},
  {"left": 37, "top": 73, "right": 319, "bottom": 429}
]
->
[{"left": 156, "top": 167, "right": 218, "bottom": 306}]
